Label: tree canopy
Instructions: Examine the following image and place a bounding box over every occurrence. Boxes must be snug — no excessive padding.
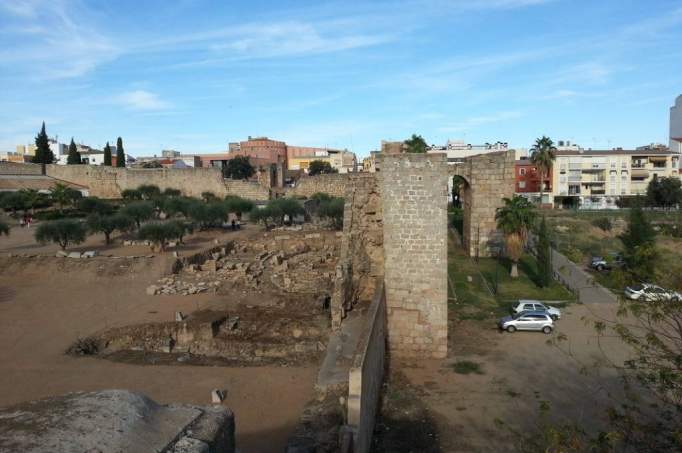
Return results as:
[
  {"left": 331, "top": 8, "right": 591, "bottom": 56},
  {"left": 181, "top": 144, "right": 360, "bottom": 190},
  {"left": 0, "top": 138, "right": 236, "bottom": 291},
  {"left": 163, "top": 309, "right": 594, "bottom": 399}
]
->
[
  {"left": 495, "top": 195, "right": 537, "bottom": 277},
  {"left": 120, "top": 201, "right": 155, "bottom": 228},
  {"left": 32, "top": 122, "right": 55, "bottom": 165},
  {"left": 646, "top": 175, "right": 682, "bottom": 208},
  {"left": 308, "top": 160, "right": 338, "bottom": 176},
  {"left": 66, "top": 138, "right": 81, "bottom": 165},
  {"left": 404, "top": 134, "right": 428, "bottom": 153},
  {"left": 116, "top": 137, "right": 125, "bottom": 167},
  {"left": 103, "top": 142, "right": 112, "bottom": 166},
  {"left": 35, "top": 219, "right": 87, "bottom": 250},
  {"left": 529, "top": 136, "right": 556, "bottom": 205},
  {"left": 50, "top": 182, "right": 82, "bottom": 213},
  {"left": 87, "top": 213, "right": 134, "bottom": 244},
  {"left": 223, "top": 156, "right": 255, "bottom": 180},
  {"left": 619, "top": 200, "right": 657, "bottom": 281}
]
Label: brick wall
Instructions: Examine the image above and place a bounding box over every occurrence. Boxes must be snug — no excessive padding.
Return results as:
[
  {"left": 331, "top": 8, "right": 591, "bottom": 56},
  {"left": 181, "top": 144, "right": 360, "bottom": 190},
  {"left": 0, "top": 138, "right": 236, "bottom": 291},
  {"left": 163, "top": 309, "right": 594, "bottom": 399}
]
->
[
  {"left": 45, "top": 165, "right": 270, "bottom": 200},
  {"left": 379, "top": 153, "right": 448, "bottom": 359}
]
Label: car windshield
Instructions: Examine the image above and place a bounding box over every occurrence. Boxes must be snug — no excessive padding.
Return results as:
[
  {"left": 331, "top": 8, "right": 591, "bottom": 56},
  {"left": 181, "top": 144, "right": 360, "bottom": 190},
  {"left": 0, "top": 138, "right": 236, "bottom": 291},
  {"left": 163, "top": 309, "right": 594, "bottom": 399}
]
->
[{"left": 630, "top": 284, "right": 644, "bottom": 291}]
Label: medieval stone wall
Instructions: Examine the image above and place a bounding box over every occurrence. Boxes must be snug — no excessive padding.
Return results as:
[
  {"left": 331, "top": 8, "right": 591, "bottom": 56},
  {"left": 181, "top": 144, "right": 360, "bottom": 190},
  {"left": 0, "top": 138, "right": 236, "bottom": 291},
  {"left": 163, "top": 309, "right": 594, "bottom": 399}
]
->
[
  {"left": 451, "top": 150, "right": 516, "bottom": 257},
  {"left": 379, "top": 153, "right": 448, "bottom": 359},
  {"left": 45, "top": 165, "right": 270, "bottom": 200},
  {"left": 331, "top": 173, "right": 383, "bottom": 328},
  {"left": 287, "top": 173, "right": 351, "bottom": 199}
]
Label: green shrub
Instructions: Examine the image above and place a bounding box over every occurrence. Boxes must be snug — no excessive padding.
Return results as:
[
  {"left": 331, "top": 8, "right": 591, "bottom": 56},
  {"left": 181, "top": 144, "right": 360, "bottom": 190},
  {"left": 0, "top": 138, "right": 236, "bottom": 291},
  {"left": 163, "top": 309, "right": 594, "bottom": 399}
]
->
[
  {"left": 0, "top": 220, "right": 9, "bottom": 236},
  {"left": 318, "top": 197, "right": 344, "bottom": 230},
  {"left": 138, "top": 222, "right": 184, "bottom": 251},
  {"left": 452, "top": 360, "right": 484, "bottom": 375},
  {"left": 138, "top": 184, "right": 162, "bottom": 200},
  {"left": 591, "top": 217, "right": 612, "bottom": 232},
  {"left": 35, "top": 219, "right": 87, "bottom": 250},
  {"left": 77, "top": 197, "right": 114, "bottom": 216},
  {"left": 121, "top": 189, "right": 142, "bottom": 201},
  {"left": 224, "top": 196, "right": 254, "bottom": 219},
  {"left": 87, "top": 213, "right": 135, "bottom": 244},
  {"left": 120, "top": 201, "right": 155, "bottom": 228}
]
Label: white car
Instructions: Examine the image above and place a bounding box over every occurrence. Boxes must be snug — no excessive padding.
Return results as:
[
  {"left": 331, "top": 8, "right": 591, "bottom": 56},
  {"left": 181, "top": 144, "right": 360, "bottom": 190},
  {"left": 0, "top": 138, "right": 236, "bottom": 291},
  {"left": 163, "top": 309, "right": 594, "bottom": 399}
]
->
[
  {"left": 624, "top": 284, "right": 682, "bottom": 302},
  {"left": 498, "top": 312, "right": 554, "bottom": 334},
  {"left": 511, "top": 300, "right": 561, "bottom": 320}
]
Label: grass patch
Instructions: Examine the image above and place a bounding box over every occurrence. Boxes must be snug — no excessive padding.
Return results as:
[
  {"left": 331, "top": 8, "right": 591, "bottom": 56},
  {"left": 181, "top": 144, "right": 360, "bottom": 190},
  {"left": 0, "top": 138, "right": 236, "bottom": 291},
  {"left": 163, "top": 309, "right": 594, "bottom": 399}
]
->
[
  {"left": 448, "top": 229, "right": 575, "bottom": 322},
  {"left": 452, "top": 360, "right": 484, "bottom": 375}
]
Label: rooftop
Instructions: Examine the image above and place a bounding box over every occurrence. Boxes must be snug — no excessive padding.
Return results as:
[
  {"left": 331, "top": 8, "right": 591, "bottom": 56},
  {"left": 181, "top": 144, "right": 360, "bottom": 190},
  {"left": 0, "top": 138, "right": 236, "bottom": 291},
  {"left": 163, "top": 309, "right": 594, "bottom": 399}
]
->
[{"left": 555, "top": 148, "right": 678, "bottom": 157}]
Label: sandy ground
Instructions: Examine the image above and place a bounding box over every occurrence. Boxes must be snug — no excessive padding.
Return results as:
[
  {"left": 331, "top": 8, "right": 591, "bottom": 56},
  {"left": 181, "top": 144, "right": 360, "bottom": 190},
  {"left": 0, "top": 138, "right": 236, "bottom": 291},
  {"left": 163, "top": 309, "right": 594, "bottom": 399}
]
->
[
  {"left": 400, "top": 302, "right": 634, "bottom": 452},
  {"left": 0, "top": 230, "right": 318, "bottom": 453}
]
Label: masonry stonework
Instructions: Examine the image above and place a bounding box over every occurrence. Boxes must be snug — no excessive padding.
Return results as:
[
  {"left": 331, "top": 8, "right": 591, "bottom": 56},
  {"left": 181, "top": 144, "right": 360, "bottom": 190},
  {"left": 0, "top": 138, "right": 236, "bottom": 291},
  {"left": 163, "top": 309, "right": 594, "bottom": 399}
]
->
[
  {"left": 45, "top": 165, "right": 270, "bottom": 200},
  {"left": 379, "top": 153, "right": 448, "bottom": 359},
  {"left": 331, "top": 173, "right": 384, "bottom": 328},
  {"left": 451, "top": 150, "right": 516, "bottom": 257},
  {"left": 286, "top": 173, "right": 351, "bottom": 199}
]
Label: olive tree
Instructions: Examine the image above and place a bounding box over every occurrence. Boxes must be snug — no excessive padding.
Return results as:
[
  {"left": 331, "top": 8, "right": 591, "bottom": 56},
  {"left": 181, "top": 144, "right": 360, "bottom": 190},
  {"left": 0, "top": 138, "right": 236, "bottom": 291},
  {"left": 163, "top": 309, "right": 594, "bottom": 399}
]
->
[{"left": 35, "top": 219, "right": 87, "bottom": 250}]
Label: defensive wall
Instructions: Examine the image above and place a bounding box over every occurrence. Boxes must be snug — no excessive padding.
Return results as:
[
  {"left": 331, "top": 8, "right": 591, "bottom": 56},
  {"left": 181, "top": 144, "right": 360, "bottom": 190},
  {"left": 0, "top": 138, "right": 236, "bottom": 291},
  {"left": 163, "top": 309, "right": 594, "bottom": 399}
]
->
[
  {"left": 45, "top": 164, "right": 270, "bottom": 200},
  {"left": 331, "top": 173, "right": 384, "bottom": 328},
  {"left": 380, "top": 153, "right": 449, "bottom": 359},
  {"left": 346, "top": 282, "right": 386, "bottom": 453},
  {"left": 451, "top": 150, "right": 516, "bottom": 257},
  {"left": 287, "top": 173, "right": 352, "bottom": 198}
]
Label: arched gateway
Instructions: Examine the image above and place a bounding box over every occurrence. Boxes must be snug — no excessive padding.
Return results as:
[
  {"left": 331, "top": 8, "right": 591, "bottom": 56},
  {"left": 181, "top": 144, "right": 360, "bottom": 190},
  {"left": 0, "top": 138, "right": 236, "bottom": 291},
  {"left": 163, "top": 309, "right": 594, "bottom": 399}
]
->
[{"left": 331, "top": 150, "right": 515, "bottom": 359}]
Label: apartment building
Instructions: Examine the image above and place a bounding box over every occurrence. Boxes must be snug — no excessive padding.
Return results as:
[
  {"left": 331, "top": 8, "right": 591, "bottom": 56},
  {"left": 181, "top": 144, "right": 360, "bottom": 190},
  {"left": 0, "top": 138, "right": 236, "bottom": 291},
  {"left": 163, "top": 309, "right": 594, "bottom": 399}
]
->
[
  {"left": 671, "top": 94, "right": 682, "bottom": 153},
  {"left": 515, "top": 159, "right": 552, "bottom": 205},
  {"left": 551, "top": 148, "right": 680, "bottom": 209}
]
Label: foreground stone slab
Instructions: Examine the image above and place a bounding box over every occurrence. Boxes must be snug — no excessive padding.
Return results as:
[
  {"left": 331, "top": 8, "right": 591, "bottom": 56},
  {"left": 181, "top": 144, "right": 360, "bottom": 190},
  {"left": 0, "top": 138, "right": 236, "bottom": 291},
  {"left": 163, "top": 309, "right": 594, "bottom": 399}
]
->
[{"left": 0, "top": 390, "right": 235, "bottom": 453}]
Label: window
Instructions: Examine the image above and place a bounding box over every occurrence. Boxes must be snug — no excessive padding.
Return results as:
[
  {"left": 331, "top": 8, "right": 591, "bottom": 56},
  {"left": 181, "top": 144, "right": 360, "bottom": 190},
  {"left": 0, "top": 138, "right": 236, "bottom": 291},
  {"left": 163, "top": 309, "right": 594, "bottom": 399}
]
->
[
  {"left": 520, "top": 168, "right": 526, "bottom": 176},
  {"left": 523, "top": 304, "right": 534, "bottom": 311},
  {"left": 518, "top": 181, "right": 526, "bottom": 189}
]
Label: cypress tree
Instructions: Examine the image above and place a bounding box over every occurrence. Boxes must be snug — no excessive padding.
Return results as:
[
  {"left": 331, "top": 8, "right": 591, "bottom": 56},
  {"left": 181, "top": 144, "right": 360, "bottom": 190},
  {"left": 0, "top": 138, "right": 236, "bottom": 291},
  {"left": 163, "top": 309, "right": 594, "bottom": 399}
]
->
[
  {"left": 103, "top": 142, "right": 112, "bottom": 166},
  {"left": 537, "top": 216, "right": 552, "bottom": 288},
  {"left": 66, "top": 138, "right": 81, "bottom": 165},
  {"left": 32, "top": 122, "right": 55, "bottom": 165},
  {"left": 116, "top": 137, "right": 125, "bottom": 167}
]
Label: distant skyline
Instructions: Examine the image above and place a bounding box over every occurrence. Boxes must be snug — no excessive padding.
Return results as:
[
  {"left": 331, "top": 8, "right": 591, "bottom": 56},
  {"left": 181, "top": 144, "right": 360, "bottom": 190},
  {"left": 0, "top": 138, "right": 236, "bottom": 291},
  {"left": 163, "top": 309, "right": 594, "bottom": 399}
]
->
[{"left": 1, "top": 0, "right": 682, "bottom": 158}]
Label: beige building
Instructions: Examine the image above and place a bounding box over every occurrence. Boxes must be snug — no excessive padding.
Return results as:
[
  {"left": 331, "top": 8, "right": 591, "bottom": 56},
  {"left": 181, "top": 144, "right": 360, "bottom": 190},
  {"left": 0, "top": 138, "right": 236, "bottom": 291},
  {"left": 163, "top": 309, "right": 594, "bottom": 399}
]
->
[
  {"left": 287, "top": 148, "right": 357, "bottom": 173},
  {"left": 552, "top": 148, "right": 680, "bottom": 209}
]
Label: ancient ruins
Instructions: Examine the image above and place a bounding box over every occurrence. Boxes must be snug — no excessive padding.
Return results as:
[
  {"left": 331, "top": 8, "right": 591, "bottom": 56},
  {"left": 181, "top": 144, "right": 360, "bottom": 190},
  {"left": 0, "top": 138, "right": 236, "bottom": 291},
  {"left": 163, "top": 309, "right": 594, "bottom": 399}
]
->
[{"left": 0, "top": 150, "right": 515, "bottom": 452}]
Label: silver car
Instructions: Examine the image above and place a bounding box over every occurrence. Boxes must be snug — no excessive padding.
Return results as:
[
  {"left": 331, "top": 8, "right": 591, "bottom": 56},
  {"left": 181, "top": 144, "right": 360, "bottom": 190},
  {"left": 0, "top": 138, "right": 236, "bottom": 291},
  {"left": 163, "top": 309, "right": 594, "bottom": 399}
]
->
[
  {"left": 624, "top": 283, "right": 682, "bottom": 302},
  {"left": 498, "top": 311, "right": 554, "bottom": 334},
  {"left": 511, "top": 300, "right": 561, "bottom": 320}
]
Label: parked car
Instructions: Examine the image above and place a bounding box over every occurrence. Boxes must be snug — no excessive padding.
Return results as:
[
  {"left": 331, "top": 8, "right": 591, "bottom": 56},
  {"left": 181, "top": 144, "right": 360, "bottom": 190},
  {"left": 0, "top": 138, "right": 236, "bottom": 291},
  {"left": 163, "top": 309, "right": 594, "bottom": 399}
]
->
[
  {"left": 511, "top": 300, "right": 561, "bottom": 320},
  {"left": 498, "top": 311, "right": 554, "bottom": 334},
  {"left": 590, "top": 253, "right": 625, "bottom": 271},
  {"left": 624, "top": 283, "right": 682, "bottom": 302}
]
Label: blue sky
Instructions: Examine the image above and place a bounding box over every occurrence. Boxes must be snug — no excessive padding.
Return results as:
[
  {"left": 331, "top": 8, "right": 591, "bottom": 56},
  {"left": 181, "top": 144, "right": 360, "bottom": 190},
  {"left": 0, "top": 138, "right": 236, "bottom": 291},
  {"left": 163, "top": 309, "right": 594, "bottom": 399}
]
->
[{"left": 1, "top": 0, "right": 681, "bottom": 158}]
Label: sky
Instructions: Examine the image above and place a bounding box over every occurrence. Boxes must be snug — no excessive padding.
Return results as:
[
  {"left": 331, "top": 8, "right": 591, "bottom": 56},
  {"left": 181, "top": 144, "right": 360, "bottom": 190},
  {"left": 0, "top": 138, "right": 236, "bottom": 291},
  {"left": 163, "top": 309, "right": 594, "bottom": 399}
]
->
[{"left": 1, "top": 0, "right": 682, "bottom": 158}]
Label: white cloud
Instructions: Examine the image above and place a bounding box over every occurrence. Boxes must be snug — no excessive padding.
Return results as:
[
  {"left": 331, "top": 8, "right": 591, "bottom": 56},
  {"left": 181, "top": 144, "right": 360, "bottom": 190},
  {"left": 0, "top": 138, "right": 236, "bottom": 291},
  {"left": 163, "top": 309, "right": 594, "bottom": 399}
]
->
[
  {"left": 115, "top": 90, "right": 171, "bottom": 111},
  {"left": 0, "top": 0, "right": 118, "bottom": 79}
]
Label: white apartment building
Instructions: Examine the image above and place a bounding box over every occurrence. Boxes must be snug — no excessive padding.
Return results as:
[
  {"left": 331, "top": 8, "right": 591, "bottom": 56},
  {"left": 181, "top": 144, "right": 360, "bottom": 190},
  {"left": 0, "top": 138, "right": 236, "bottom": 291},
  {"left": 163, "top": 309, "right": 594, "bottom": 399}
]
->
[
  {"left": 671, "top": 94, "right": 682, "bottom": 153},
  {"left": 552, "top": 148, "right": 680, "bottom": 209}
]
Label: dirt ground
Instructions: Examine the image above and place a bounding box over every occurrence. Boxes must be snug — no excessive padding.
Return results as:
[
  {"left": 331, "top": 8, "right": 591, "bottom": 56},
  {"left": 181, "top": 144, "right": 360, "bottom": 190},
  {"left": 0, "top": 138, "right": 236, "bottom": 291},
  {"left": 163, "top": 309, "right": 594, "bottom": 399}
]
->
[
  {"left": 395, "top": 302, "right": 634, "bottom": 452},
  {"left": 0, "top": 226, "right": 320, "bottom": 453},
  {"left": 0, "top": 220, "right": 244, "bottom": 257}
]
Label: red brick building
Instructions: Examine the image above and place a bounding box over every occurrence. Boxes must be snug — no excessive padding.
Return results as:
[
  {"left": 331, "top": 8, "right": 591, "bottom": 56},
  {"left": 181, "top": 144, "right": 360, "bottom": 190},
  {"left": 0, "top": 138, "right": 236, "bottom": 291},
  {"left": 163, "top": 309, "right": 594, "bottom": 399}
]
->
[{"left": 515, "top": 159, "right": 552, "bottom": 195}]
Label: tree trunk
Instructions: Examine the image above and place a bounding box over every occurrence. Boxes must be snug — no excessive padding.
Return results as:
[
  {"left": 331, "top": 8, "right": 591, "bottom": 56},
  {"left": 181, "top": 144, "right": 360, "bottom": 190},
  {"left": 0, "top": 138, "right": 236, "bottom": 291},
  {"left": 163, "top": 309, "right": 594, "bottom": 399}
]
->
[
  {"left": 510, "top": 261, "right": 519, "bottom": 278},
  {"left": 105, "top": 232, "right": 111, "bottom": 245}
]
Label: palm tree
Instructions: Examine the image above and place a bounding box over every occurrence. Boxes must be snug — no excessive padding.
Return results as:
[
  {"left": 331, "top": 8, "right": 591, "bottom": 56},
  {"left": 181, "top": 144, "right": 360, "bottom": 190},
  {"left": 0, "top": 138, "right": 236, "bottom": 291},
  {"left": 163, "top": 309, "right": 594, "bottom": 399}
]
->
[
  {"left": 495, "top": 196, "right": 537, "bottom": 278},
  {"left": 50, "top": 183, "right": 79, "bottom": 213},
  {"left": 19, "top": 189, "right": 42, "bottom": 215},
  {"left": 529, "top": 136, "right": 557, "bottom": 207}
]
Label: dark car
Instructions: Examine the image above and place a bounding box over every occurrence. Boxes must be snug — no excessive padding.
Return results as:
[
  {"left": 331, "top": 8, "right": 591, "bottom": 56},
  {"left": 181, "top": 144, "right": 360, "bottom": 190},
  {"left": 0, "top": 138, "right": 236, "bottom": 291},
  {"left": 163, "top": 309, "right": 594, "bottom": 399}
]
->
[{"left": 590, "top": 253, "right": 625, "bottom": 271}]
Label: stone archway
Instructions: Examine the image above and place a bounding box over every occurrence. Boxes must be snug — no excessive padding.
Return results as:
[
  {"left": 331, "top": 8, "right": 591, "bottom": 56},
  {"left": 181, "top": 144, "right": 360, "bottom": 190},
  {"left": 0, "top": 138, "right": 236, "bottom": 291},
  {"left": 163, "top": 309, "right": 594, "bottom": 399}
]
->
[{"left": 449, "top": 151, "right": 516, "bottom": 258}]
